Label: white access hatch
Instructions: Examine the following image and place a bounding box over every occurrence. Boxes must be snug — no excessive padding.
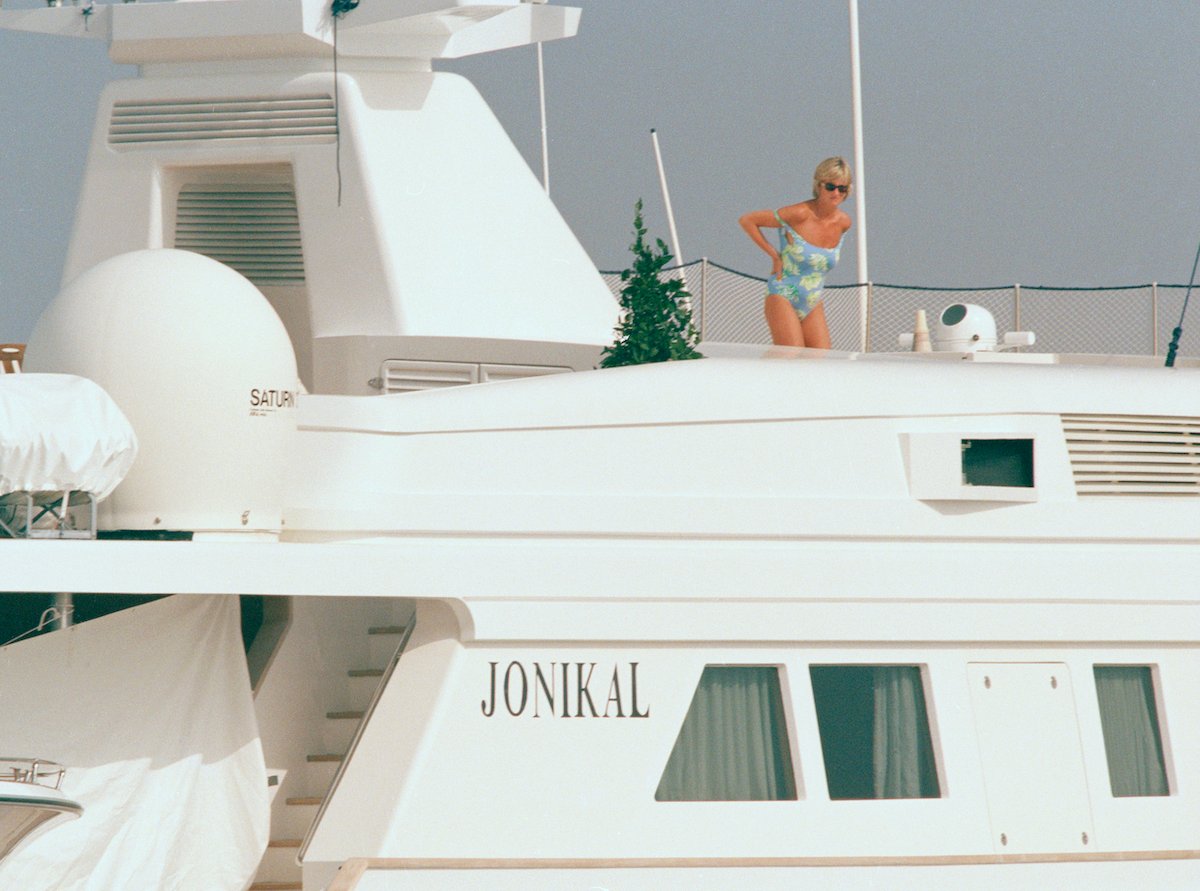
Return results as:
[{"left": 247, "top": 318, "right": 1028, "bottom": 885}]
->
[{"left": 967, "top": 663, "right": 1095, "bottom": 854}]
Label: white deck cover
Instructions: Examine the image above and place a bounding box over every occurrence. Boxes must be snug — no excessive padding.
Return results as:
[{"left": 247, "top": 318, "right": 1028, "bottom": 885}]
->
[
  {"left": 0, "top": 595, "right": 269, "bottom": 890},
  {"left": 0, "top": 374, "right": 136, "bottom": 499}
]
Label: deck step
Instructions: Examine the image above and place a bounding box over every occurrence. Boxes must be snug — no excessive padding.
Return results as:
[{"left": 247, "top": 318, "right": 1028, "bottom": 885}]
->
[
  {"left": 369, "top": 625, "right": 406, "bottom": 635},
  {"left": 348, "top": 668, "right": 383, "bottom": 678},
  {"left": 306, "top": 753, "right": 344, "bottom": 763},
  {"left": 327, "top": 710, "right": 365, "bottom": 720},
  {"left": 267, "top": 838, "right": 302, "bottom": 848},
  {"left": 286, "top": 796, "right": 323, "bottom": 806}
]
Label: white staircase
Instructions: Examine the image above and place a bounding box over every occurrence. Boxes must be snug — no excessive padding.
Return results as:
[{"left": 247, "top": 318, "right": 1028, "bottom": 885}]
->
[{"left": 250, "top": 608, "right": 410, "bottom": 891}]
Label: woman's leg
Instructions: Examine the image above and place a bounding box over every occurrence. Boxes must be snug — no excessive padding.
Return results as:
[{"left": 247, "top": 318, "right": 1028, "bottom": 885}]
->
[
  {"left": 800, "top": 302, "right": 831, "bottom": 349},
  {"left": 765, "top": 294, "right": 805, "bottom": 346}
]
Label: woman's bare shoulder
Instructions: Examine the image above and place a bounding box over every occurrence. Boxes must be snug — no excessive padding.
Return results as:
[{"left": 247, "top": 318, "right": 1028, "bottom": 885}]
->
[{"left": 778, "top": 200, "right": 816, "bottom": 222}]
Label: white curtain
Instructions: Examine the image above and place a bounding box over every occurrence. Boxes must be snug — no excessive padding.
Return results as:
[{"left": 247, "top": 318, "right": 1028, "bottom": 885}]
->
[
  {"left": 1094, "top": 666, "right": 1168, "bottom": 797},
  {"left": 0, "top": 595, "right": 269, "bottom": 890},
  {"left": 656, "top": 666, "right": 796, "bottom": 801},
  {"left": 871, "top": 666, "right": 939, "bottom": 798}
]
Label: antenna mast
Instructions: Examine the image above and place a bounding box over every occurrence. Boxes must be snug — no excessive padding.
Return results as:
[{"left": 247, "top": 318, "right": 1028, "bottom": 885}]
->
[
  {"left": 537, "top": 41, "right": 549, "bottom": 195},
  {"left": 650, "top": 128, "right": 685, "bottom": 266},
  {"left": 849, "top": 0, "right": 868, "bottom": 284}
]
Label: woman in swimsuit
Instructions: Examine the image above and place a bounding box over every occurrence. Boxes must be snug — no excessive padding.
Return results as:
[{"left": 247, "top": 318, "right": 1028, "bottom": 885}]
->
[{"left": 738, "top": 156, "right": 853, "bottom": 349}]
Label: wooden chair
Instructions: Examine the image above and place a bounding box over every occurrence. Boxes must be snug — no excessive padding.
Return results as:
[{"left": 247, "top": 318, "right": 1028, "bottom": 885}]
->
[{"left": 0, "top": 343, "right": 24, "bottom": 374}]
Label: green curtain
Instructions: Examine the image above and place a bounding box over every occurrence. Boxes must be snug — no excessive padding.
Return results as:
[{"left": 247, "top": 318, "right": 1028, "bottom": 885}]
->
[
  {"left": 1094, "top": 666, "right": 1168, "bottom": 797},
  {"left": 655, "top": 666, "right": 797, "bottom": 801}
]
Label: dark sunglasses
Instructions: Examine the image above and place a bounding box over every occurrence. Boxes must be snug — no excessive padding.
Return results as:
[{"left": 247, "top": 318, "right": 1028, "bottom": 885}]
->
[{"left": 822, "top": 182, "right": 849, "bottom": 194}]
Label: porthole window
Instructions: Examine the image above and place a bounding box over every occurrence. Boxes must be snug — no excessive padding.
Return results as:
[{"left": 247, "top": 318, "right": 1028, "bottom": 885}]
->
[
  {"left": 1094, "top": 666, "right": 1169, "bottom": 797},
  {"left": 655, "top": 666, "right": 797, "bottom": 801},
  {"left": 810, "top": 665, "right": 941, "bottom": 800}
]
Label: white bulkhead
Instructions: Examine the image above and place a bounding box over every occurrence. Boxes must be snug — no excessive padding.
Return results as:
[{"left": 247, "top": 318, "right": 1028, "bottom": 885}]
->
[{"left": 35, "top": 0, "right": 618, "bottom": 393}]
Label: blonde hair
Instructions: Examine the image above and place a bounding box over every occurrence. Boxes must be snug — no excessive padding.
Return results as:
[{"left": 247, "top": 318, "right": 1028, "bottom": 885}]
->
[{"left": 812, "top": 156, "right": 853, "bottom": 198}]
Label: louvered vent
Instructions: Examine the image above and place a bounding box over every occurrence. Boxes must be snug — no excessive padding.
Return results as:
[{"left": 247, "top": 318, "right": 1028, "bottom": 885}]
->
[
  {"left": 108, "top": 96, "right": 336, "bottom": 146},
  {"left": 380, "top": 361, "right": 479, "bottom": 394},
  {"left": 377, "top": 360, "right": 571, "bottom": 394},
  {"left": 1062, "top": 414, "right": 1200, "bottom": 496},
  {"left": 175, "top": 184, "right": 304, "bottom": 286}
]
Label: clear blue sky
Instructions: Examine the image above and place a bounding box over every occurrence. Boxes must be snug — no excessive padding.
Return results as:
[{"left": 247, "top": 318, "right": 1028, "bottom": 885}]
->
[{"left": 4, "top": 0, "right": 1200, "bottom": 340}]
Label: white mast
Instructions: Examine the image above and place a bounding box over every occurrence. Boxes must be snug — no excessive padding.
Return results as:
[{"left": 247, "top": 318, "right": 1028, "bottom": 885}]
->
[
  {"left": 537, "top": 41, "right": 549, "bottom": 195},
  {"left": 849, "top": 0, "right": 869, "bottom": 347},
  {"left": 650, "top": 128, "right": 685, "bottom": 266}
]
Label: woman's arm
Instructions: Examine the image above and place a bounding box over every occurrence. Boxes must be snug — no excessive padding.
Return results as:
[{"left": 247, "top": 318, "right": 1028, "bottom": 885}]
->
[{"left": 738, "top": 209, "right": 783, "bottom": 277}]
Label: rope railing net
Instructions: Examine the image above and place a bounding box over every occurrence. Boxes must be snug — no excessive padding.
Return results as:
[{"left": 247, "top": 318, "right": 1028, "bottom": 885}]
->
[{"left": 601, "top": 260, "right": 1190, "bottom": 357}]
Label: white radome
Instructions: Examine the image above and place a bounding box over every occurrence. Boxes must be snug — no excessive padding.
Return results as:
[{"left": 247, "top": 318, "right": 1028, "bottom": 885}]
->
[
  {"left": 933, "top": 302, "right": 998, "bottom": 352},
  {"left": 24, "top": 249, "right": 298, "bottom": 534}
]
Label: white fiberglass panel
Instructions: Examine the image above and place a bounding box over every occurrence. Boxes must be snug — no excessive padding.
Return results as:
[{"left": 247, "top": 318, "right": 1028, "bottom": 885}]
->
[
  {"left": 967, "top": 663, "right": 1094, "bottom": 854},
  {"left": 316, "top": 71, "right": 616, "bottom": 343}
]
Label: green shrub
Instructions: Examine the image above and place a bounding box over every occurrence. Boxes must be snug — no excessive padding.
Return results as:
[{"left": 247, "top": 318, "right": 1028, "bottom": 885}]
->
[{"left": 600, "top": 200, "right": 702, "bottom": 368}]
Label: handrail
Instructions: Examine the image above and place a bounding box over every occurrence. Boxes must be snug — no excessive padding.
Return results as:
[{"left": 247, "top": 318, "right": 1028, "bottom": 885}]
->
[
  {"left": 1, "top": 606, "right": 74, "bottom": 647},
  {"left": 0, "top": 758, "right": 67, "bottom": 790},
  {"left": 297, "top": 616, "right": 416, "bottom": 864}
]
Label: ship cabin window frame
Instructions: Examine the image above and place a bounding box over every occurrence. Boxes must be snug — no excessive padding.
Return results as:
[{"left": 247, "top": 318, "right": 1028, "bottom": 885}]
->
[
  {"left": 1093, "top": 664, "right": 1171, "bottom": 798},
  {"left": 903, "top": 432, "right": 1038, "bottom": 502},
  {"left": 809, "top": 663, "right": 943, "bottom": 801},
  {"left": 655, "top": 664, "right": 799, "bottom": 803}
]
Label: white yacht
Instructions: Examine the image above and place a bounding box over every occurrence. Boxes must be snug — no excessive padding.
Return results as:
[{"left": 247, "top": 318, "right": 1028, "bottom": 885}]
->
[{"left": 2, "top": 2, "right": 1199, "bottom": 890}]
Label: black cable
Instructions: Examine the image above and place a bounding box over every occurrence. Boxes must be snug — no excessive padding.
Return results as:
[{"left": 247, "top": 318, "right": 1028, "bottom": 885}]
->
[
  {"left": 333, "top": 13, "right": 342, "bottom": 206},
  {"left": 330, "top": 0, "right": 359, "bottom": 207},
  {"left": 1165, "top": 236, "right": 1200, "bottom": 367}
]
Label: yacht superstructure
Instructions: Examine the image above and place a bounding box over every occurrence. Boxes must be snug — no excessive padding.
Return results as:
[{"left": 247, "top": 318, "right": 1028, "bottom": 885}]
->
[{"left": 2, "top": 2, "right": 1200, "bottom": 890}]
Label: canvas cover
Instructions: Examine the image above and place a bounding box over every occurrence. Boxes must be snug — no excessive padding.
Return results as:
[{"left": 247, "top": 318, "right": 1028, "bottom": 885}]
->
[
  {"left": 0, "top": 595, "right": 269, "bottom": 890},
  {"left": 0, "top": 374, "right": 137, "bottom": 499}
]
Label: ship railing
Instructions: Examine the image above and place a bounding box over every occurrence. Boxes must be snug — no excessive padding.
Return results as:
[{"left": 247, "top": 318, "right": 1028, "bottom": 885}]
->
[
  {"left": 0, "top": 758, "right": 67, "bottom": 791},
  {"left": 602, "top": 262, "right": 1186, "bottom": 358},
  {"left": 0, "top": 490, "right": 97, "bottom": 540}
]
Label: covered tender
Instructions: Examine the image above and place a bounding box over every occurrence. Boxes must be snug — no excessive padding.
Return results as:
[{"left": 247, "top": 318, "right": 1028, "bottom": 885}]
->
[{"left": 0, "top": 374, "right": 136, "bottom": 499}]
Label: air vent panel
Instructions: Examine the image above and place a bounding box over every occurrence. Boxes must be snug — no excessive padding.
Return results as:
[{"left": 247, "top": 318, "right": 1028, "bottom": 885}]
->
[
  {"left": 1062, "top": 414, "right": 1200, "bottom": 496},
  {"left": 174, "top": 184, "right": 304, "bottom": 286},
  {"left": 378, "top": 360, "right": 571, "bottom": 394},
  {"left": 109, "top": 96, "right": 336, "bottom": 146}
]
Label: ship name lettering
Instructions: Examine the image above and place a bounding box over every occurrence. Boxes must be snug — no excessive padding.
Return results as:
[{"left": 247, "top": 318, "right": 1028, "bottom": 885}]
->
[{"left": 481, "top": 661, "right": 648, "bottom": 719}]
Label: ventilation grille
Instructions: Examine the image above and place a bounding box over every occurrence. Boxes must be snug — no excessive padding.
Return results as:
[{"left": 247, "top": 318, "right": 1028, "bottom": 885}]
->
[
  {"left": 378, "top": 360, "right": 570, "bottom": 394},
  {"left": 381, "top": 361, "right": 479, "bottom": 395},
  {"left": 1062, "top": 414, "right": 1200, "bottom": 496},
  {"left": 108, "top": 96, "right": 336, "bottom": 146},
  {"left": 175, "top": 183, "right": 304, "bottom": 286}
]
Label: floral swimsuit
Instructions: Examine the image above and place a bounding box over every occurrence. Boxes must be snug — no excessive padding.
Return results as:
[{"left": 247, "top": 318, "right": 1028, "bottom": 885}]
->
[{"left": 766, "top": 210, "right": 844, "bottom": 319}]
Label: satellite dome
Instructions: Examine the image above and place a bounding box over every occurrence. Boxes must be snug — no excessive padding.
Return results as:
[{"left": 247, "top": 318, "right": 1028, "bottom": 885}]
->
[
  {"left": 933, "top": 303, "right": 998, "bottom": 353},
  {"left": 25, "top": 249, "right": 298, "bottom": 533}
]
